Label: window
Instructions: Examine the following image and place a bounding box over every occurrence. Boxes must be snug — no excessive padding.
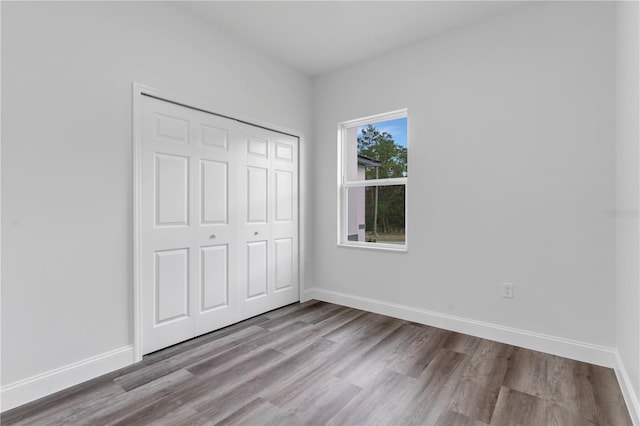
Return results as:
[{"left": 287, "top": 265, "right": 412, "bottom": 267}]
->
[{"left": 338, "top": 110, "right": 408, "bottom": 250}]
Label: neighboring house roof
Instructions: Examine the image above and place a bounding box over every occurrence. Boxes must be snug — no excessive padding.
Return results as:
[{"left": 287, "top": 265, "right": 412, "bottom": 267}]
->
[{"left": 357, "top": 154, "right": 382, "bottom": 167}]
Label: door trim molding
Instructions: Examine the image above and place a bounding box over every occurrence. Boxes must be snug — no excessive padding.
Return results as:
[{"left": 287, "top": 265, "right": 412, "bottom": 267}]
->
[{"left": 132, "top": 82, "right": 306, "bottom": 361}]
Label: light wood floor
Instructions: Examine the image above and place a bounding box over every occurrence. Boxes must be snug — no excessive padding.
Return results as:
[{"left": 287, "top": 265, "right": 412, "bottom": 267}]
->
[{"left": 2, "top": 301, "right": 632, "bottom": 425}]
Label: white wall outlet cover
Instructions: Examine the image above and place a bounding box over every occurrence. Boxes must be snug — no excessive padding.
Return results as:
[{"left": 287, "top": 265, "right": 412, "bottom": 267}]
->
[{"left": 502, "top": 283, "right": 514, "bottom": 298}]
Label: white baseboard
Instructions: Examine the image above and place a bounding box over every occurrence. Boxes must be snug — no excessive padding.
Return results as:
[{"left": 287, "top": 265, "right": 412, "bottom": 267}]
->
[
  {"left": 615, "top": 351, "right": 640, "bottom": 425},
  {"left": 304, "top": 287, "right": 617, "bottom": 368},
  {"left": 300, "top": 286, "right": 315, "bottom": 303},
  {"left": 1, "top": 345, "right": 135, "bottom": 413}
]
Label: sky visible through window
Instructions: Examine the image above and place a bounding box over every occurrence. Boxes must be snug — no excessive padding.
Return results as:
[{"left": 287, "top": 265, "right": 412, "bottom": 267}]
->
[{"left": 358, "top": 117, "right": 407, "bottom": 148}]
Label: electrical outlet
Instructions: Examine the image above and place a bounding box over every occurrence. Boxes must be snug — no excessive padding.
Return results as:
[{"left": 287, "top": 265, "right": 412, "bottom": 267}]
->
[{"left": 502, "top": 283, "right": 513, "bottom": 298}]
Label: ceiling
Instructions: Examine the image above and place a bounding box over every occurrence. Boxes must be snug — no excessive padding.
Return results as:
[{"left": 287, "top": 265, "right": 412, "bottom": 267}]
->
[{"left": 174, "top": 1, "right": 527, "bottom": 77}]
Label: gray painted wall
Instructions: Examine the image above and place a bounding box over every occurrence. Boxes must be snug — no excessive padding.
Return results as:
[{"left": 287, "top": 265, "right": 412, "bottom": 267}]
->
[
  {"left": 1, "top": 1, "right": 312, "bottom": 386},
  {"left": 312, "top": 2, "right": 616, "bottom": 346},
  {"left": 616, "top": 0, "right": 640, "bottom": 415}
]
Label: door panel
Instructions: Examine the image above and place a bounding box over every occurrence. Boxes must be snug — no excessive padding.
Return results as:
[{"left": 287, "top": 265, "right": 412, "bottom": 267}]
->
[
  {"left": 238, "top": 128, "right": 299, "bottom": 318},
  {"left": 155, "top": 249, "right": 190, "bottom": 323},
  {"left": 191, "top": 108, "right": 239, "bottom": 336},
  {"left": 274, "top": 238, "right": 293, "bottom": 291},
  {"left": 142, "top": 97, "right": 197, "bottom": 354},
  {"left": 200, "top": 124, "right": 228, "bottom": 150},
  {"left": 155, "top": 153, "right": 190, "bottom": 227},
  {"left": 275, "top": 170, "right": 293, "bottom": 222},
  {"left": 247, "top": 167, "right": 268, "bottom": 223},
  {"left": 274, "top": 142, "right": 293, "bottom": 162},
  {"left": 200, "top": 245, "right": 228, "bottom": 310},
  {"left": 247, "top": 136, "right": 268, "bottom": 157},
  {"left": 246, "top": 241, "right": 268, "bottom": 299},
  {"left": 155, "top": 113, "right": 189, "bottom": 144},
  {"left": 200, "top": 159, "right": 228, "bottom": 225},
  {"left": 268, "top": 137, "right": 299, "bottom": 309}
]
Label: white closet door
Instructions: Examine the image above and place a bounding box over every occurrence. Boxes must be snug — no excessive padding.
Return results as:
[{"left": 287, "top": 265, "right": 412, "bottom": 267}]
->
[
  {"left": 269, "top": 137, "right": 299, "bottom": 309},
  {"left": 140, "top": 94, "right": 298, "bottom": 355},
  {"left": 141, "top": 96, "right": 240, "bottom": 354},
  {"left": 191, "top": 108, "right": 240, "bottom": 337},
  {"left": 140, "top": 97, "right": 198, "bottom": 354},
  {"left": 238, "top": 128, "right": 299, "bottom": 319}
]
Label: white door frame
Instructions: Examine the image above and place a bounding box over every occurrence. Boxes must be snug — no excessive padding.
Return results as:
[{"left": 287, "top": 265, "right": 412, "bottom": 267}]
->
[{"left": 131, "top": 82, "right": 306, "bottom": 361}]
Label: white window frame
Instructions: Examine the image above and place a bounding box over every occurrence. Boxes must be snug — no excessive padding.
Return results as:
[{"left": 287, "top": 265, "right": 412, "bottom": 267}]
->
[{"left": 337, "top": 109, "right": 408, "bottom": 252}]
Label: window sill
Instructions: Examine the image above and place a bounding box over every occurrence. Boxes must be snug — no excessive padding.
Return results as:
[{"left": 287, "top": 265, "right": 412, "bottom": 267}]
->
[{"left": 337, "top": 242, "right": 408, "bottom": 253}]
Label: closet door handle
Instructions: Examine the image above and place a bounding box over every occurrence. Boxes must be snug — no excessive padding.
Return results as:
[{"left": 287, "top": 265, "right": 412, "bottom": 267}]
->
[
  {"left": 210, "top": 234, "right": 217, "bottom": 239},
  {"left": 254, "top": 231, "right": 259, "bottom": 235}
]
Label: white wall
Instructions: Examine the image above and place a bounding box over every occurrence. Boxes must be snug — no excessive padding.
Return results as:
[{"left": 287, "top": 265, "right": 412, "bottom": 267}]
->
[
  {"left": 1, "top": 1, "right": 311, "bottom": 390},
  {"left": 312, "top": 2, "right": 616, "bottom": 350},
  {"left": 616, "top": 1, "right": 640, "bottom": 421}
]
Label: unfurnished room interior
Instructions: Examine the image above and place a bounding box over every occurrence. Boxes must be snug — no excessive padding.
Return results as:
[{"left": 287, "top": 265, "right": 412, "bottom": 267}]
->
[{"left": 1, "top": 1, "right": 639, "bottom": 425}]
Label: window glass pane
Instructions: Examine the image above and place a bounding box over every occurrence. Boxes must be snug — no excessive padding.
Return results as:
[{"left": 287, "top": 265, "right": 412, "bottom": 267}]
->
[
  {"left": 346, "top": 117, "right": 408, "bottom": 181},
  {"left": 347, "top": 185, "right": 405, "bottom": 245}
]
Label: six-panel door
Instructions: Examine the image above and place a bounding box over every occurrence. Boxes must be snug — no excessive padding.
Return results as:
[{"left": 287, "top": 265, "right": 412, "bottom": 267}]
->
[
  {"left": 140, "top": 95, "right": 298, "bottom": 354},
  {"left": 238, "top": 129, "right": 299, "bottom": 319}
]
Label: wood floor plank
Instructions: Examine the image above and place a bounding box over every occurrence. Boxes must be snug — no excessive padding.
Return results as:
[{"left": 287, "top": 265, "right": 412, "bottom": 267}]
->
[
  {"left": 443, "top": 331, "right": 482, "bottom": 355},
  {"left": 489, "top": 386, "right": 546, "bottom": 426},
  {"left": 335, "top": 322, "right": 426, "bottom": 387},
  {"left": 199, "top": 320, "right": 312, "bottom": 362},
  {"left": 68, "top": 368, "right": 196, "bottom": 425},
  {"left": 0, "top": 360, "right": 145, "bottom": 426},
  {"left": 257, "top": 299, "right": 322, "bottom": 321},
  {"left": 402, "top": 327, "right": 452, "bottom": 378},
  {"left": 185, "top": 337, "right": 274, "bottom": 376},
  {"left": 257, "top": 301, "right": 335, "bottom": 330},
  {"left": 400, "top": 348, "right": 471, "bottom": 425},
  {"left": 141, "top": 314, "right": 270, "bottom": 365},
  {"left": 436, "top": 410, "right": 489, "bottom": 426},
  {"left": 0, "top": 379, "right": 126, "bottom": 426},
  {"left": 502, "top": 347, "right": 548, "bottom": 399},
  {"left": 215, "top": 397, "right": 303, "bottom": 426},
  {"left": 326, "top": 369, "right": 417, "bottom": 425},
  {"left": 186, "top": 339, "right": 336, "bottom": 424},
  {"left": 545, "top": 399, "right": 586, "bottom": 426},
  {"left": 114, "top": 325, "right": 266, "bottom": 391},
  {"left": 267, "top": 375, "right": 362, "bottom": 424},
  {"left": 545, "top": 356, "right": 632, "bottom": 426},
  {"left": 449, "top": 379, "right": 500, "bottom": 424},
  {"left": 295, "top": 301, "right": 350, "bottom": 325},
  {"left": 547, "top": 355, "right": 601, "bottom": 423},
  {"left": 110, "top": 348, "right": 287, "bottom": 425},
  {"left": 2, "top": 301, "right": 632, "bottom": 426},
  {"left": 590, "top": 374, "right": 634, "bottom": 425},
  {"left": 258, "top": 337, "right": 366, "bottom": 410},
  {"left": 463, "top": 339, "right": 516, "bottom": 395},
  {"left": 269, "top": 325, "right": 324, "bottom": 355},
  {"left": 310, "top": 305, "right": 367, "bottom": 336},
  {"left": 373, "top": 322, "right": 439, "bottom": 377},
  {"left": 324, "top": 316, "right": 407, "bottom": 388},
  {"left": 322, "top": 311, "right": 401, "bottom": 343}
]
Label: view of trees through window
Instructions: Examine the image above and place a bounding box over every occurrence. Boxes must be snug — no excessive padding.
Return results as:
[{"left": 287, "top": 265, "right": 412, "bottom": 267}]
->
[{"left": 357, "top": 118, "right": 407, "bottom": 244}]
